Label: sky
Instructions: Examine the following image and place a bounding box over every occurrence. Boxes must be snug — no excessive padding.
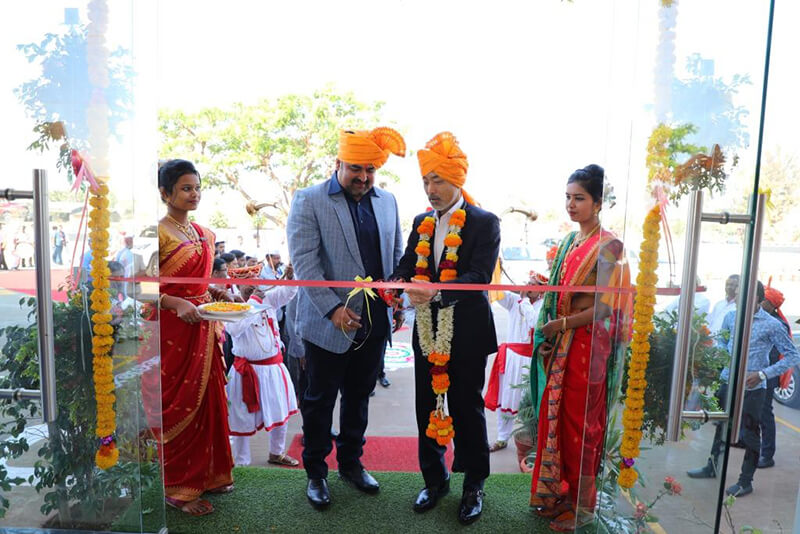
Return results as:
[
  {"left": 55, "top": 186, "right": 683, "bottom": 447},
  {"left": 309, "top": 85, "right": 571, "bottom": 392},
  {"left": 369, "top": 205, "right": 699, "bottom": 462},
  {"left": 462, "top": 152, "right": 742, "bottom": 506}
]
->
[{"left": 1, "top": 0, "right": 797, "bottom": 254}]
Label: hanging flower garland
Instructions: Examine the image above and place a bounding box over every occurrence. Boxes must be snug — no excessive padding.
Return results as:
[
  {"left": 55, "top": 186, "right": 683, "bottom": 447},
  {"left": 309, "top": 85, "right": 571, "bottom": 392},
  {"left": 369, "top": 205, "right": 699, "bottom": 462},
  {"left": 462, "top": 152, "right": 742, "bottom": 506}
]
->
[
  {"left": 414, "top": 209, "right": 466, "bottom": 446},
  {"left": 88, "top": 180, "right": 118, "bottom": 470},
  {"left": 618, "top": 205, "right": 661, "bottom": 488}
]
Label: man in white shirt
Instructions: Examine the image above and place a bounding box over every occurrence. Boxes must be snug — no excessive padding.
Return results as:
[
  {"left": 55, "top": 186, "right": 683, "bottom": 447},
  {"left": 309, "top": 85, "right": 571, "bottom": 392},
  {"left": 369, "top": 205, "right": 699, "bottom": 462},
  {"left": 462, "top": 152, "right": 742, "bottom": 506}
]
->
[{"left": 707, "top": 274, "right": 739, "bottom": 334}]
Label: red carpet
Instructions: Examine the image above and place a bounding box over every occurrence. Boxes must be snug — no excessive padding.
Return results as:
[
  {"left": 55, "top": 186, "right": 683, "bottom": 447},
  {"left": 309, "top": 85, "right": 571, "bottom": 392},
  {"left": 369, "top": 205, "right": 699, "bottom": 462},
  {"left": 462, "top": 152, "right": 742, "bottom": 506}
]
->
[
  {"left": 284, "top": 434, "right": 454, "bottom": 472},
  {"left": 0, "top": 268, "right": 69, "bottom": 302}
]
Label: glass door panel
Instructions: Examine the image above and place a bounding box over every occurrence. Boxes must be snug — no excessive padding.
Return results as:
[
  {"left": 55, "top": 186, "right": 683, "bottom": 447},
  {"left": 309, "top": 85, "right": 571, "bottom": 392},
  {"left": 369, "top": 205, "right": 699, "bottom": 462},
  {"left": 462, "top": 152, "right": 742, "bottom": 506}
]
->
[{"left": 0, "top": 0, "right": 164, "bottom": 532}]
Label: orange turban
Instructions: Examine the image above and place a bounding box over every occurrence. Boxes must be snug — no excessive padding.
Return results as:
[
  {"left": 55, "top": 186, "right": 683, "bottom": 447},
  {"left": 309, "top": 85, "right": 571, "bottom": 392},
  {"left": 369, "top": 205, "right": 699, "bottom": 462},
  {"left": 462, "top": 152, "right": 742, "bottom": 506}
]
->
[
  {"left": 337, "top": 127, "right": 406, "bottom": 169},
  {"left": 417, "top": 132, "right": 475, "bottom": 205}
]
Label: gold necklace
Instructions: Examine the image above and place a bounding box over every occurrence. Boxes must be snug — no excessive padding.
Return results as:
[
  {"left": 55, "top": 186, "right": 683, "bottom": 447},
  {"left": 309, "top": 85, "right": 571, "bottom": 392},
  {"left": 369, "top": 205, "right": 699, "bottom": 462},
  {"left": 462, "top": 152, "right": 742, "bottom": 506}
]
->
[
  {"left": 166, "top": 214, "right": 202, "bottom": 254},
  {"left": 574, "top": 223, "right": 601, "bottom": 246}
]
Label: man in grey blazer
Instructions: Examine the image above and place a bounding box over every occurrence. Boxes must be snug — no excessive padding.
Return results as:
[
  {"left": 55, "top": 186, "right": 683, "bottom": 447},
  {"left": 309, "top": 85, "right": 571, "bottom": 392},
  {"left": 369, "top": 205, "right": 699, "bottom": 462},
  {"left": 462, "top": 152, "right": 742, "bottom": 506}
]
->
[{"left": 287, "top": 127, "right": 406, "bottom": 509}]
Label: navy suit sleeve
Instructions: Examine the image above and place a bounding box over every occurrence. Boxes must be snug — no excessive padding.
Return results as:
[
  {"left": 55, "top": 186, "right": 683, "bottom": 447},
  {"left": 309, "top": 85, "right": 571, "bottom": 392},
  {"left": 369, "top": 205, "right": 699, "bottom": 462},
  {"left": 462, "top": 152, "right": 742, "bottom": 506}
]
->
[
  {"left": 440, "top": 211, "right": 501, "bottom": 307},
  {"left": 392, "top": 214, "right": 423, "bottom": 282}
]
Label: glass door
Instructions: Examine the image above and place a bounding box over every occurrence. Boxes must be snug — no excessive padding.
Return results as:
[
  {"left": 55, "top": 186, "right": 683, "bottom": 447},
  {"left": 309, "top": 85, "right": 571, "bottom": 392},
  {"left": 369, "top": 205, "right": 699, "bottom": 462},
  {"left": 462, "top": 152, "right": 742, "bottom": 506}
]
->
[{"left": 0, "top": 0, "right": 165, "bottom": 532}]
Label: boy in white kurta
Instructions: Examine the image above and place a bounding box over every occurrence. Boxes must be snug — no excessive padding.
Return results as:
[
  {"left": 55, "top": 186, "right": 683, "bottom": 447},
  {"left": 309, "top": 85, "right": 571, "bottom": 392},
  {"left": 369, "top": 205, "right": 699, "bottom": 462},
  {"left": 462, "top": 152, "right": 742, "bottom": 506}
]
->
[
  {"left": 485, "top": 276, "right": 544, "bottom": 451},
  {"left": 227, "top": 283, "right": 299, "bottom": 466}
]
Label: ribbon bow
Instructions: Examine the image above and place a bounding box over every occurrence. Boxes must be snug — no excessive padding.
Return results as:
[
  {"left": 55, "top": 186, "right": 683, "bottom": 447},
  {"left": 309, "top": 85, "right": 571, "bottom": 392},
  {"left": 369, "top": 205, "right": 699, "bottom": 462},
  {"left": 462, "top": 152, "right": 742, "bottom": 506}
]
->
[
  {"left": 342, "top": 276, "right": 378, "bottom": 349},
  {"left": 70, "top": 149, "right": 100, "bottom": 193}
]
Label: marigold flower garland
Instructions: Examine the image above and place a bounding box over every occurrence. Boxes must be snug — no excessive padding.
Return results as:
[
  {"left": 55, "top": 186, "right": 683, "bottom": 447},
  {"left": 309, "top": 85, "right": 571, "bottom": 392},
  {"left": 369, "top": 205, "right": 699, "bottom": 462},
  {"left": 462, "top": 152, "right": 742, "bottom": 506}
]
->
[
  {"left": 415, "top": 209, "right": 466, "bottom": 445},
  {"left": 618, "top": 204, "right": 661, "bottom": 489},
  {"left": 88, "top": 180, "right": 118, "bottom": 470}
]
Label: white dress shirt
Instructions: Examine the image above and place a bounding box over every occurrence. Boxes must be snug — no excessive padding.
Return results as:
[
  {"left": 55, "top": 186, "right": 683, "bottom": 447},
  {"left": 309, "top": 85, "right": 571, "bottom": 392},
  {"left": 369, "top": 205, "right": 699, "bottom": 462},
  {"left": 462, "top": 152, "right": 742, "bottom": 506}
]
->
[{"left": 432, "top": 194, "right": 463, "bottom": 271}]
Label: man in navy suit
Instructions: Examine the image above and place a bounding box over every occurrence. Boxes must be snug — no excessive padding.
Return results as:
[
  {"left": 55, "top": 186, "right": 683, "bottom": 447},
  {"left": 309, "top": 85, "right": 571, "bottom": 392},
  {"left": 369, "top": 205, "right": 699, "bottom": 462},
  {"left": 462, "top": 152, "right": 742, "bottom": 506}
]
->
[
  {"left": 392, "top": 132, "right": 500, "bottom": 525},
  {"left": 287, "top": 127, "right": 406, "bottom": 509}
]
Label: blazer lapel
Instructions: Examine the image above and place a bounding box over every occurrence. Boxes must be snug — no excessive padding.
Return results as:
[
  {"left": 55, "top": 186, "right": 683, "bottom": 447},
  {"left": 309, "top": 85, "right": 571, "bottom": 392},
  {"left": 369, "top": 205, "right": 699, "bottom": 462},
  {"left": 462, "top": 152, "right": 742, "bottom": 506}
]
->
[
  {"left": 330, "top": 195, "right": 365, "bottom": 268},
  {"left": 371, "top": 192, "right": 391, "bottom": 277}
]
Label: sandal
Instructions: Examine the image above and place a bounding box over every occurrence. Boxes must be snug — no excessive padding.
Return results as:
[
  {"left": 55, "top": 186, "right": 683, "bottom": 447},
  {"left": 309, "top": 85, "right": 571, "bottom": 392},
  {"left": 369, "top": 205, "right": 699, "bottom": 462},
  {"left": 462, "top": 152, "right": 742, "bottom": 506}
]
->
[
  {"left": 534, "top": 500, "right": 571, "bottom": 519},
  {"left": 549, "top": 509, "right": 595, "bottom": 532},
  {"left": 206, "top": 483, "right": 235, "bottom": 494},
  {"left": 165, "top": 497, "right": 214, "bottom": 516},
  {"left": 489, "top": 440, "right": 508, "bottom": 453},
  {"left": 268, "top": 453, "right": 300, "bottom": 467}
]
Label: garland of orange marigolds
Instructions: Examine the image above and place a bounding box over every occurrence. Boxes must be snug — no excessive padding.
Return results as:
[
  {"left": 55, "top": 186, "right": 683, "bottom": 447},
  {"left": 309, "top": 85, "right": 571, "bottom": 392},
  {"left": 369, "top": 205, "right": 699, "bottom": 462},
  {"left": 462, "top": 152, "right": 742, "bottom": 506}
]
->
[
  {"left": 88, "top": 180, "right": 119, "bottom": 470},
  {"left": 414, "top": 208, "right": 466, "bottom": 445},
  {"left": 618, "top": 204, "right": 661, "bottom": 488}
]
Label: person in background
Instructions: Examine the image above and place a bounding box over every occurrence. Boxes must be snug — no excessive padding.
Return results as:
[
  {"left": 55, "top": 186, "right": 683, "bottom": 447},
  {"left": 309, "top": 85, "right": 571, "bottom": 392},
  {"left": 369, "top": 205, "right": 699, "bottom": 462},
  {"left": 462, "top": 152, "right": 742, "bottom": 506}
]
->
[
  {"left": 215, "top": 241, "right": 226, "bottom": 257},
  {"left": 227, "top": 282, "right": 299, "bottom": 467},
  {"left": 707, "top": 274, "right": 740, "bottom": 334},
  {"left": 52, "top": 225, "right": 64, "bottom": 265},
  {"left": 115, "top": 235, "right": 146, "bottom": 298},
  {"left": 0, "top": 223, "right": 9, "bottom": 270},
  {"left": 485, "top": 273, "right": 545, "bottom": 452},
  {"left": 245, "top": 256, "right": 258, "bottom": 267},
  {"left": 230, "top": 249, "right": 246, "bottom": 268},
  {"left": 688, "top": 281, "right": 800, "bottom": 498},
  {"left": 266, "top": 249, "right": 286, "bottom": 279},
  {"left": 221, "top": 253, "right": 236, "bottom": 269},
  {"left": 758, "top": 283, "right": 793, "bottom": 469}
]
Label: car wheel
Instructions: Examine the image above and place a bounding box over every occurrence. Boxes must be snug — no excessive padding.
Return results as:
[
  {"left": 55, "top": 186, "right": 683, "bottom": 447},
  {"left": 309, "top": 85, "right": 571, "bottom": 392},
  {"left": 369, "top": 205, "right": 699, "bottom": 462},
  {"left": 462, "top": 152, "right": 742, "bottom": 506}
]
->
[{"left": 773, "top": 367, "right": 800, "bottom": 408}]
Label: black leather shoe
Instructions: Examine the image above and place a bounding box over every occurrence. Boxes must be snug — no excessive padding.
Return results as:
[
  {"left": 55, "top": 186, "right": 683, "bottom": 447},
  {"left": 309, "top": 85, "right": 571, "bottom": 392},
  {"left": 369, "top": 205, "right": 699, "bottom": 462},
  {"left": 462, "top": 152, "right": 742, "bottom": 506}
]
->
[
  {"left": 413, "top": 478, "right": 450, "bottom": 513},
  {"left": 339, "top": 467, "right": 380, "bottom": 494},
  {"left": 458, "top": 488, "right": 484, "bottom": 525},
  {"left": 306, "top": 478, "right": 331, "bottom": 509},
  {"left": 379, "top": 375, "right": 391, "bottom": 388},
  {"left": 757, "top": 457, "right": 775, "bottom": 469}
]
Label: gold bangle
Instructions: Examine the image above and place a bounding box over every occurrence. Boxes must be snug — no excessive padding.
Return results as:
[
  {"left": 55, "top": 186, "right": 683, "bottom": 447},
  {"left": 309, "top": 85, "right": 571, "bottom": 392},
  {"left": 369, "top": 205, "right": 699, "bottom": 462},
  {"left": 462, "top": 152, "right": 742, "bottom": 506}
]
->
[{"left": 561, "top": 316, "right": 567, "bottom": 333}]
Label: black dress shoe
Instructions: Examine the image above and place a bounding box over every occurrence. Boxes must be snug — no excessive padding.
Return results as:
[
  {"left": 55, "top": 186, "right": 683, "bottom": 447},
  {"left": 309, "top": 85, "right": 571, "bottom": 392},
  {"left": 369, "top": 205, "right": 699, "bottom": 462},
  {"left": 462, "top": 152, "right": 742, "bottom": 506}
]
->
[
  {"left": 458, "top": 488, "right": 484, "bottom": 525},
  {"left": 339, "top": 467, "right": 380, "bottom": 494},
  {"left": 757, "top": 457, "right": 775, "bottom": 469},
  {"left": 378, "top": 375, "right": 391, "bottom": 388},
  {"left": 307, "top": 478, "right": 331, "bottom": 509},
  {"left": 687, "top": 459, "right": 717, "bottom": 479},
  {"left": 413, "top": 478, "right": 450, "bottom": 513}
]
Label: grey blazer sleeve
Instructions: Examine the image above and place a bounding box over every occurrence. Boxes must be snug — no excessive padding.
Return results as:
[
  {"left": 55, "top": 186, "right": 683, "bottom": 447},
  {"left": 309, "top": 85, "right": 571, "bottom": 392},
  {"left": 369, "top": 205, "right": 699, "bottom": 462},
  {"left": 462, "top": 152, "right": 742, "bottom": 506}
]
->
[{"left": 287, "top": 190, "right": 342, "bottom": 317}]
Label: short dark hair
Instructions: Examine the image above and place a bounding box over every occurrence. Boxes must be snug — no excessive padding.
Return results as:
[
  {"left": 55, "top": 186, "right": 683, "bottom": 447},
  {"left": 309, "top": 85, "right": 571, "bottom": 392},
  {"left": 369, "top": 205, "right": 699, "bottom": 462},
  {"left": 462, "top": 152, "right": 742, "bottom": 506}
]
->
[
  {"left": 567, "top": 164, "right": 605, "bottom": 203},
  {"left": 230, "top": 249, "right": 245, "bottom": 259},
  {"left": 107, "top": 260, "right": 124, "bottom": 275},
  {"left": 215, "top": 241, "right": 225, "bottom": 246},
  {"left": 220, "top": 253, "right": 235, "bottom": 263},
  {"left": 212, "top": 257, "right": 227, "bottom": 272},
  {"left": 158, "top": 159, "right": 200, "bottom": 197},
  {"left": 756, "top": 280, "right": 765, "bottom": 303}
]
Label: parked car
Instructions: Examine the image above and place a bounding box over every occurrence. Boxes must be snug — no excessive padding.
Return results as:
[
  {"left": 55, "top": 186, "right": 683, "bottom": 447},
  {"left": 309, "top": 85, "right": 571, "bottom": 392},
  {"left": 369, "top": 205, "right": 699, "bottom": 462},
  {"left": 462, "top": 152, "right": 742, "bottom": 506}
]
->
[
  {"left": 500, "top": 243, "right": 548, "bottom": 285},
  {"left": 773, "top": 331, "right": 800, "bottom": 408}
]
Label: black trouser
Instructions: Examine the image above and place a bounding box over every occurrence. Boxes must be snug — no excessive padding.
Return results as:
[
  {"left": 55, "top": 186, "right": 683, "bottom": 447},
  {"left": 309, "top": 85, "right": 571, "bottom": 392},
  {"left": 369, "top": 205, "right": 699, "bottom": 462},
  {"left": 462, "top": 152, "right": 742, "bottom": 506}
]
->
[
  {"left": 414, "top": 342, "right": 490, "bottom": 491},
  {"left": 760, "top": 376, "right": 778, "bottom": 461},
  {"left": 301, "top": 336, "right": 385, "bottom": 480},
  {"left": 709, "top": 384, "right": 766, "bottom": 485},
  {"left": 286, "top": 355, "right": 307, "bottom": 409},
  {"left": 222, "top": 331, "right": 234, "bottom": 374}
]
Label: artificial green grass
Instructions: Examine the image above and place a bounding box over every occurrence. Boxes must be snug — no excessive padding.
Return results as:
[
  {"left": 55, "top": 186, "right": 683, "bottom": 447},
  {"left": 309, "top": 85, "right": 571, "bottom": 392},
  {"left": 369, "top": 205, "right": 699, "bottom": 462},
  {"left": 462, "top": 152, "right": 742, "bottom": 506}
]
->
[{"left": 114, "top": 467, "right": 549, "bottom": 533}]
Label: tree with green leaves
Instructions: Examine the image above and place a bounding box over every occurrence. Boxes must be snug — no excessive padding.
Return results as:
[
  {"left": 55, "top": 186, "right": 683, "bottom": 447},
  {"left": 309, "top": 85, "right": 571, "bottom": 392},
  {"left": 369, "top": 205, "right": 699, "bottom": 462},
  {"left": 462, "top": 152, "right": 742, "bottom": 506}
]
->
[
  {"left": 15, "top": 23, "right": 133, "bottom": 178},
  {"left": 158, "top": 85, "right": 393, "bottom": 227}
]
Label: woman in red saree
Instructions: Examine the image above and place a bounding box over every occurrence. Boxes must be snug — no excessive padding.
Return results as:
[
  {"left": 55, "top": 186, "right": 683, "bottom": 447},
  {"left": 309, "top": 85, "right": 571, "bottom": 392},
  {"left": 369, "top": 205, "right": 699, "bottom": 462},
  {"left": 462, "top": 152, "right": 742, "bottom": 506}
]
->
[
  {"left": 529, "top": 165, "right": 630, "bottom": 531},
  {"left": 145, "top": 159, "right": 235, "bottom": 516}
]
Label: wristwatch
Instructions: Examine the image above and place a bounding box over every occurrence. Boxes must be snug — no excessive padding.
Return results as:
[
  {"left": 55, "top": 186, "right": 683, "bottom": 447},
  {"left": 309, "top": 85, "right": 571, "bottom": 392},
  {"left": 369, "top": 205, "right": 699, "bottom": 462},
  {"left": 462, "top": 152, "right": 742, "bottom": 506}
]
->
[
  {"left": 431, "top": 290, "right": 442, "bottom": 304},
  {"left": 758, "top": 371, "right": 767, "bottom": 381}
]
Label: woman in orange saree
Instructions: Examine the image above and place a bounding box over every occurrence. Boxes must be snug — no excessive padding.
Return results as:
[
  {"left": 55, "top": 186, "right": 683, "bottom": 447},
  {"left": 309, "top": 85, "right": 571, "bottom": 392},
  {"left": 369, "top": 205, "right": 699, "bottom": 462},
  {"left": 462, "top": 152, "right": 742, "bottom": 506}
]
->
[
  {"left": 529, "top": 165, "right": 630, "bottom": 531},
  {"left": 145, "top": 159, "right": 235, "bottom": 516}
]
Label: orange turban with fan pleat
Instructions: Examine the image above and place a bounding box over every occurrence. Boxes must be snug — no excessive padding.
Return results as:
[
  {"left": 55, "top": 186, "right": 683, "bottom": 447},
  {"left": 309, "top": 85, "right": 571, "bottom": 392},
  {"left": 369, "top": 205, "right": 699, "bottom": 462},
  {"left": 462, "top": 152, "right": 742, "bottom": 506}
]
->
[
  {"left": 337, "top": 127, "right": 406, "bottom": 169},
  {"left": 417, "top": 132, "right": 475, "bottom": 205}
]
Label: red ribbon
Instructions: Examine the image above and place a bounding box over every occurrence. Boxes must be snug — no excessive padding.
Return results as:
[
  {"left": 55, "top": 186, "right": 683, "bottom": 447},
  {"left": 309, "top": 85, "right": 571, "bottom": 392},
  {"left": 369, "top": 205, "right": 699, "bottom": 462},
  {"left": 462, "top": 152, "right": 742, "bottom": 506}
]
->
[{"left": 70, "top": 150, "right": 100, "bottom": 193}]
